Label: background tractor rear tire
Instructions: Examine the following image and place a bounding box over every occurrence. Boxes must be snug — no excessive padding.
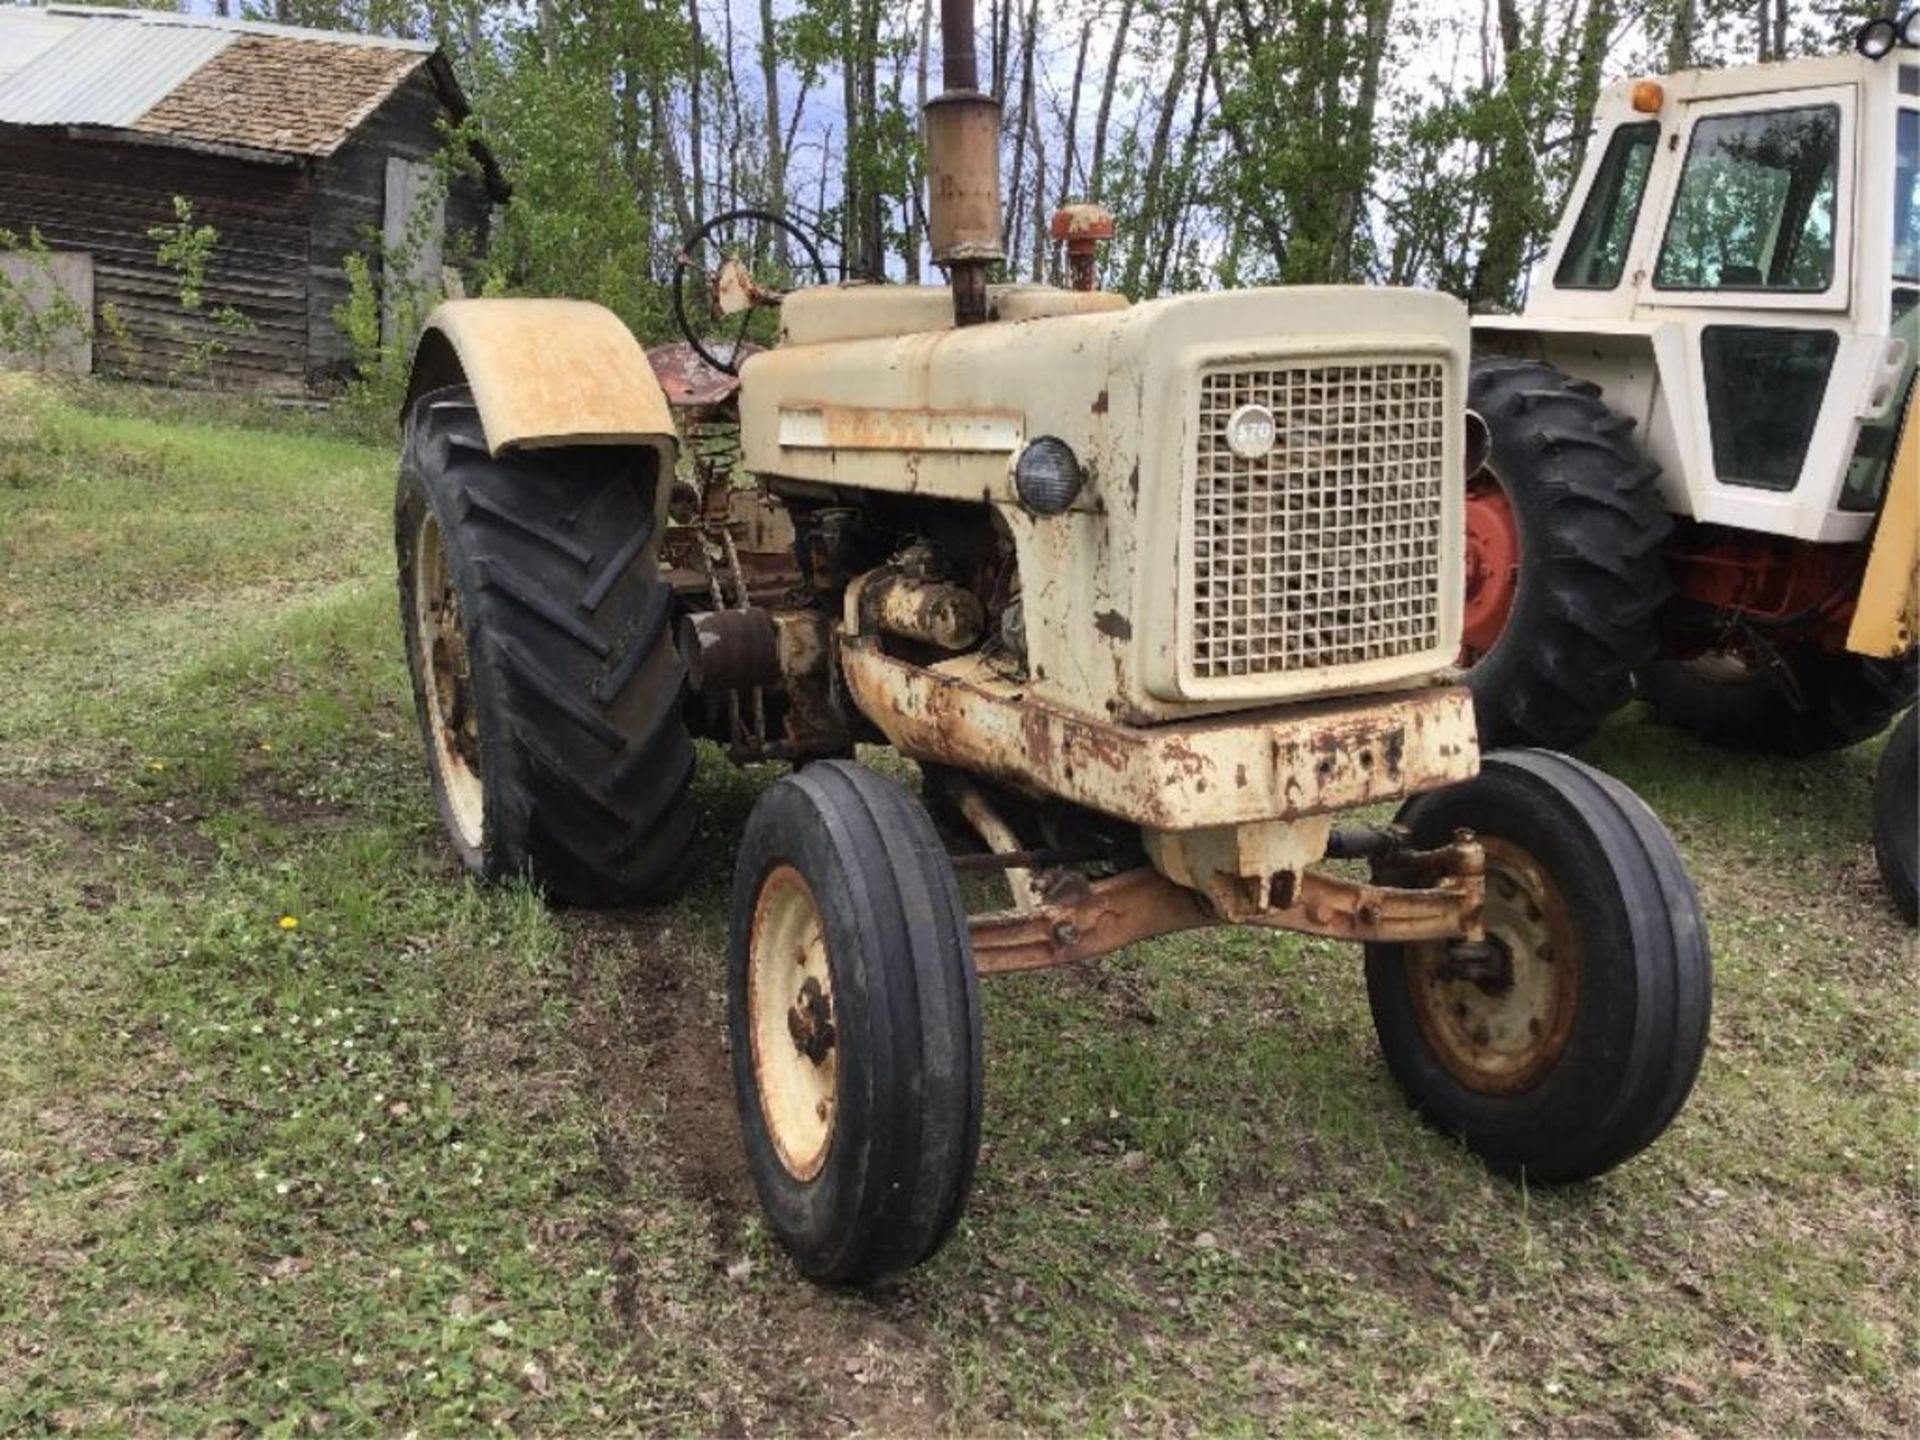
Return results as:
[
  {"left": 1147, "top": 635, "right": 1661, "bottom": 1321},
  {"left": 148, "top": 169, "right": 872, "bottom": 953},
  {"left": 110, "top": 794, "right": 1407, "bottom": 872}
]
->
[
  {"left": 1873, "top": 707, "right": 1918, "bottom": 926},
  {"left": 1640, "top": 647, "right": 1916, "bottom": 757},
  {"left": 728, "top": 761, "right": 983, "bottom": 1286},
  {"left": 1365, "top": 750, "right": 1711, "bottom": 1183},
  {"left": 1463, "top": 357, "right": 1672, "bottom": 750},
  {"left": 396, "top": 385, "right": 697, "bottom": 906}
]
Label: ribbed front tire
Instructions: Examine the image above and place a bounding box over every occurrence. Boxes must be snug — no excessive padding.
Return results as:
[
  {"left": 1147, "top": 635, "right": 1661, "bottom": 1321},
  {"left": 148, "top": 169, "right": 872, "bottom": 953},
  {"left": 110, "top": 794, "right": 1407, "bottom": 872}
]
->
[
  {"left": 1366, "top": 750, "right": 1712, "bottom": 1182},
  {"left": 396, "top": 385, "right": 697, "bottom": 906},
  {"left": 728, "top": 761, "right": 983, "bottom": 1285}
]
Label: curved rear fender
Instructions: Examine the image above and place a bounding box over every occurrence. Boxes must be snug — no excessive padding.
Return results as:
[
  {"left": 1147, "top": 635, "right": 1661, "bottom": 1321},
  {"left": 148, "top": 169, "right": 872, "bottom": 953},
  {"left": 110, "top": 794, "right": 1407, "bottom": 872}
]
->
[
  {"left": 1473, "top": 318, "right": 1695, "bottom": 518},
  {"left": 404, "top": 299, "right": 679, "bottom": 470}
]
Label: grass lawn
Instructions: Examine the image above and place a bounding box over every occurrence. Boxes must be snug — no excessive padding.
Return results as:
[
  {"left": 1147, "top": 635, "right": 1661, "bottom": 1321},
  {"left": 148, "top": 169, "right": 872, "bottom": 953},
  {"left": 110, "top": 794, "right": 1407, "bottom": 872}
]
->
[{"left": 0, "top": 372, "right": 1913, "bottom": 1435}]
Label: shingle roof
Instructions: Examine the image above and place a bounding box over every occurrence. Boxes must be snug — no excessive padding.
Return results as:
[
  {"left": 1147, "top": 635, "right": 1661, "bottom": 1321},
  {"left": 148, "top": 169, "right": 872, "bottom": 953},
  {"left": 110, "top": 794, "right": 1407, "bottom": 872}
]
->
[
  {"left": 0, "top": 6, "right": 442, "bottom": 157},
  {"left": 134, "top": 35, "right": 427, "bottom": 156}
]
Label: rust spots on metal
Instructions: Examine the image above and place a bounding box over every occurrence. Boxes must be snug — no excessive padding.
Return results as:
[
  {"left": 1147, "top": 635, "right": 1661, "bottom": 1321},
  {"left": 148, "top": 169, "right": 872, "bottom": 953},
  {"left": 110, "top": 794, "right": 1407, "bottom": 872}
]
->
[
  {"left": 646, "top": 339, "right": 749, "bottom": 414},
  {"left": 865, "top": 573, "right": 985, "bottom": 650},
  {"left": 838, "top": 637, "right": 1478, "bottom": 831},
  {"left": 970, "top": 867, "right": 1211, "bottom": 974},
  {"left": 1403, "top": 836, "right": 1575, "bottom": 1096},
  {"left": 1091, "top": 387, "right": 1110, "bottom": 416},
  {"left": 1094, "top": 608, "right": 1132, "bottom": 640},
  {"left": 969, "top": 838, "right": 1485, "bottom": 976}
]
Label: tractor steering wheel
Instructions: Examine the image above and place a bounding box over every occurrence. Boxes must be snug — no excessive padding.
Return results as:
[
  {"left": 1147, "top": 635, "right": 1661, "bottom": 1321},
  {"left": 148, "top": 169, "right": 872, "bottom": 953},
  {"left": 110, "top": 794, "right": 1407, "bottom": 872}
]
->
[{"left": 672, "top": 208, "right": 829, "bottom": 376}]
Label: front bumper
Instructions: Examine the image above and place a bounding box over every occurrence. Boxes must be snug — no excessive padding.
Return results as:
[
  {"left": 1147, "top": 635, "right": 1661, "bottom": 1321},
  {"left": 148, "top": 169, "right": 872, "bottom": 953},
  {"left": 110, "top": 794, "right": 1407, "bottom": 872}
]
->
[{"left": 839, "top": 637, "right": 1479, "bottom": 830}]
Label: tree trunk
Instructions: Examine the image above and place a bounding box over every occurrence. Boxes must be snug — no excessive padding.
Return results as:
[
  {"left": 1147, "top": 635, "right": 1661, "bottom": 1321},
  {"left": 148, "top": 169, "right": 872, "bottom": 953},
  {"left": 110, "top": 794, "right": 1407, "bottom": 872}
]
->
[
  {"left": 1122, "top": 1, "right": 1195, "bottom": 297},
  {"left": 1666, "top": 0, "right": 1695, "bottom": 69},
  {"left": 1051, "top": 19, "right": 1092, "bottom": 282},
  {"left": 1564, "top": 0, "right": 1618, "bottom": 184},
  {"left": 1003, "top": 0, "right": 1040, "bottom": 261},
  {"left": 1331, "top": 0, "right": 1395, "bottom": 281},
  {"left": 651, "top": 80, "right": 697, "bottom": 245},
  {"left": 759, "top": 0, "right": 785, "bottom": 227},
  {"left": 860, "top": 0, "right": 885, "bottom": 278},
  {"left": 687, "top": 0, "right": 706, "bottom": 225},
  {"left": 907, "top": 0, "right": 932, "bottom": 282},
  {"left": 1149, "top": 5, "right": 1215, "bottom": 295},
  {"left": 1088, "top": 0, "right": 1135, "bottom": 203}
]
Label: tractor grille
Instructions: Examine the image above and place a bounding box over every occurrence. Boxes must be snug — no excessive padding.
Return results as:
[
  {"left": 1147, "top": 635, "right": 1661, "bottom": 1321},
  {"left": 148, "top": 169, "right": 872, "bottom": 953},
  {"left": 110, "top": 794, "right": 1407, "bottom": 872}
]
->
[{"left": 1189, "top": 359, "right": 1446, "bottom": 680}]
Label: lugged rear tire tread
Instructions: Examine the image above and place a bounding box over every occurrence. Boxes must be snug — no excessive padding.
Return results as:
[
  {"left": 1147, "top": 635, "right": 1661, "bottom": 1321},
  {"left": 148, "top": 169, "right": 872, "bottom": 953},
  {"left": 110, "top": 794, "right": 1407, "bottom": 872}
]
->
[
  {"left": 396, "top": 385, "right": 697, "bottom": 907},
  {"left": 1466, "top": 357, "right": 1674, "bottom": 750},
  {"left": 1641, "top": 648, "right": 1917, "bottom": 757}
]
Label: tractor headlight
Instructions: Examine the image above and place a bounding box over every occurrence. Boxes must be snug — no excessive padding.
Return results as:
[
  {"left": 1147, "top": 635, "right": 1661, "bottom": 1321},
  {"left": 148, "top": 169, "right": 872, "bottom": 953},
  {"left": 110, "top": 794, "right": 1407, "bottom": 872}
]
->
[
  {"left": 1013, "top": 436, "right": 1083, "bottom": 515},
  {"left": 1856, "top": 14, "right": 1899, "bottom": 56}
]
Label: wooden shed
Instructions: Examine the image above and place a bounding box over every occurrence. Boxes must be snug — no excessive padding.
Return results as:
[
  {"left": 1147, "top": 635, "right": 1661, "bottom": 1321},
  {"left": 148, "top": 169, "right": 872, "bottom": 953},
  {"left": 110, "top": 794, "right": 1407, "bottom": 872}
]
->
[{"left": 0, "top": 6, "right": 505, "bottom": 392}]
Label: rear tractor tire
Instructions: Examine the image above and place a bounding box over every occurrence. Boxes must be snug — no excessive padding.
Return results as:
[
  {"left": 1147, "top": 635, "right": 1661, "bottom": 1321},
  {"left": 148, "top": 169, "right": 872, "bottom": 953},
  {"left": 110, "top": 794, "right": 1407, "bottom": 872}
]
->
[
  {"left": 728, "top": 761, "right": 984, "bottom": 1286},
  {"left": 1365, "top": 750, "right": 1711, "bottom": 1182},
  {"left": 1873, "top": 707, "right": 1918, "bottom": 926},
  {"left": 1640, "top": 645, "right": 1916, "bottom": 757},
  {"left": 396, "top": 385, "right": 698, "bottom": 906},
  {"left": 1462, "top": 357, "right": 1672, "bottom": 750}
]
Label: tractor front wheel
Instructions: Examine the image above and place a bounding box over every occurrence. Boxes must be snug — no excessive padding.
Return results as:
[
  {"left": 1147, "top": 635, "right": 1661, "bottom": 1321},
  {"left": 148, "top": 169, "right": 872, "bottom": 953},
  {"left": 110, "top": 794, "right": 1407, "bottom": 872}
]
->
[
  {"left": 728, "top": 761, "right": 983, "bottom": 1285},
  {"left": 1365, "top": 750, "right": 1711, "bottom": 1182},
  {"left": 1462, "top": 357, "right": 1672, "bottom": 750}
]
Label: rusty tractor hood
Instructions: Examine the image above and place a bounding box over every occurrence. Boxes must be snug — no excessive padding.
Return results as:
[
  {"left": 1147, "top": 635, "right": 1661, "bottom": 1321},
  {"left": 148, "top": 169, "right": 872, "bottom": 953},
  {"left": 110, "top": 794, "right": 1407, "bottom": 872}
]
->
[{"left": 738, "top": 284, "right": 1470, "bottom": 725}]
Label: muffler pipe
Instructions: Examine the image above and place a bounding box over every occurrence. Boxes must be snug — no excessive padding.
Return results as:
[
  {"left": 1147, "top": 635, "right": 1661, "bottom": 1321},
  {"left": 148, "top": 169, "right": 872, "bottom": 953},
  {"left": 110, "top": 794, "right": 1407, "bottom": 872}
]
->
[{"left": 927, "top": 0, "right": 1002, "bottom": 326}]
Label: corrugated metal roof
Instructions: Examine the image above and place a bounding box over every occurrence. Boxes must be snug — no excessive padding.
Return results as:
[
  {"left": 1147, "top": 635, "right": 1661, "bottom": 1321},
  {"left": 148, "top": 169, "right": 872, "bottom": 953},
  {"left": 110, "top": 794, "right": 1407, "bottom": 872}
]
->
[
  {"left": 0, "top": 9, "right": 83, "bottom": 87},
  {"left": 40, "top": 6, "right": 437, "bottom": 55},
  {"left": 0, "top": 5, "right": 495, "bottom": 181},
  {"left": 0, "top": 16, "right": 236, "bottom": 128}
]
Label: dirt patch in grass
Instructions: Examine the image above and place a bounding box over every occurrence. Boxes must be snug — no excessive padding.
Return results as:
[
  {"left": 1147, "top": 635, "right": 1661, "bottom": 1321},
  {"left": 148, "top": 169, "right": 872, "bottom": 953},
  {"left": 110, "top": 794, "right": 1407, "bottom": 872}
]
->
[{"left": 566, "top": 911, "right": 753, "bottom": 1242}]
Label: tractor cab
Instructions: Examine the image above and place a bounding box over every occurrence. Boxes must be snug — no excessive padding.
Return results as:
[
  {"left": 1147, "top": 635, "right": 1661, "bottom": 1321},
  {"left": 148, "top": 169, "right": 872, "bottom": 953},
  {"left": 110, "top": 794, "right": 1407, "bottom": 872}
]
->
[{"left": 1479, "top": 41, "right": 1919, "bottom": 544}]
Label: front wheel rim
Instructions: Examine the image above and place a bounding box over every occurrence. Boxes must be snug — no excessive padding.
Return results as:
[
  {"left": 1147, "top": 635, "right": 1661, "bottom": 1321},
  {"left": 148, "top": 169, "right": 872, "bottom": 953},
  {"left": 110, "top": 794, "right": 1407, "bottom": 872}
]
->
[
  {"left": 412, "top": 508, "right": 485, "bottom": 851},
  {"left": 1406, "top": 836, "right": 1580, "bottom": 1096},
  {"left": 747, "top": 865, "right": 840, "bottom": 1181}
]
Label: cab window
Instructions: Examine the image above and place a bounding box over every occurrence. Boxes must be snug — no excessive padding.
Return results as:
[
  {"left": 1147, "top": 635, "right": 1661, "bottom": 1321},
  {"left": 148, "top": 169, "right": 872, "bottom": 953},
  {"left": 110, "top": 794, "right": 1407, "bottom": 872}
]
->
[
  {"left": 1655, "top": 105, "right": 1839, "bottom": 292},
  {"left": 1896, "top": 108, "right": 1918, "bottom": 285},
  {"left": 1555, "top": 122, "right": 1658, "bottom": 289}
]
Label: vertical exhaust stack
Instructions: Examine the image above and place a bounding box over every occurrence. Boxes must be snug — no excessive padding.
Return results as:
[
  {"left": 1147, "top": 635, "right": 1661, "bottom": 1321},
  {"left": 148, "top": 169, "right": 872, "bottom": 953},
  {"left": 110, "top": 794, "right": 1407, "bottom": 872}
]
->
[{"left": 925, "top": 0, "right": 1003, "bottom": 326}]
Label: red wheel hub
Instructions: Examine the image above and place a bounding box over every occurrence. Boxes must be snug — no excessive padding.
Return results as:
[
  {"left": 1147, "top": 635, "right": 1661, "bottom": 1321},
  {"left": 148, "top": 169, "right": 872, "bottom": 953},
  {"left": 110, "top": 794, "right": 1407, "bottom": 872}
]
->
[{"left": 1461, "top": 475, "right": 1520, "bottom": 662}]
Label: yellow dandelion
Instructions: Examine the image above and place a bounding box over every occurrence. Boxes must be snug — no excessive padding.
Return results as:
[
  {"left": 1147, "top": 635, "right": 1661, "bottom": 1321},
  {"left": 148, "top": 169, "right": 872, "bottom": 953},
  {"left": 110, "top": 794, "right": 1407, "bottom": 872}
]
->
[{"left": 278, "top": 915, "right": 300, "bottom": 931}]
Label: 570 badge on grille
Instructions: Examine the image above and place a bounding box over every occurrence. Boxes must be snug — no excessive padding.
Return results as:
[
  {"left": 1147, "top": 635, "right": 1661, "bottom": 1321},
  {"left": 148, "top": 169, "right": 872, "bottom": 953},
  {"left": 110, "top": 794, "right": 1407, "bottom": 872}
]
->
[{"left": 1224, "top": 402, "right": 1277, "bottom": 459}]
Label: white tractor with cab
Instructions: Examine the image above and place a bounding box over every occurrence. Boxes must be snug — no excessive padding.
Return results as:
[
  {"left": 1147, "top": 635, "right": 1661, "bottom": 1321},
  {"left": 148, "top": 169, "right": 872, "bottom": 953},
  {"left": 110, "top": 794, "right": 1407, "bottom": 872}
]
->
[{"left": 1459, "top": 21, "right": 1920, "bottom": 921}]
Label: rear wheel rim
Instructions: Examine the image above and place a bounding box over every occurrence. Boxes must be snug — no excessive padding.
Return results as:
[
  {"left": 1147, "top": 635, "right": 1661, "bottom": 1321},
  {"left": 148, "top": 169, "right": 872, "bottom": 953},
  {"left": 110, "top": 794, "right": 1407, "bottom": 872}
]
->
[
  {"left": 412, "top": 509, "right": 485, "bottom": 851},
  {"left": 1461, "top": 472, "right": 1521, "bottom": 662},
  {"left": 1406, "top": 837, "right": 1580, "bottom": 1096},
  {"left": 748, "top": 865, "right": 839, "bottom": 1181}
]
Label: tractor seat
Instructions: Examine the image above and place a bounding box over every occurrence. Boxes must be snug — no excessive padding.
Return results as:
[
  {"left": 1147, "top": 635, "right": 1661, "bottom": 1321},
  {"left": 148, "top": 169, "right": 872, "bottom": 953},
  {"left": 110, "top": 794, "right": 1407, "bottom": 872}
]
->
[{"left": 779, "top": 282, "right": 1128, "bottom": 348}]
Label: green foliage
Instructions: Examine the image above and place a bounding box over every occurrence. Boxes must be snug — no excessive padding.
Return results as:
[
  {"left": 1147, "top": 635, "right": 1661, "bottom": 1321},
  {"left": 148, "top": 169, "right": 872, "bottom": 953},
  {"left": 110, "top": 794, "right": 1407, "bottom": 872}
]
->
[
  {"left": 145, "top": 196, "right": 255, "bottom": 387},
  {"left": 148, "top": 195, "right": 219, "bottom": 313},
  {"left": 0, "top": 226, "right": 90, "bottom": 369}
]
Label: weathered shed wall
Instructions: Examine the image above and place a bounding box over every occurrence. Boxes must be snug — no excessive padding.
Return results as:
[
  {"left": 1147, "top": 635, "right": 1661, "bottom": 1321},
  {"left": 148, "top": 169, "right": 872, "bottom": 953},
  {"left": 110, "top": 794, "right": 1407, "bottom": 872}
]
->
[
  {"left": 0, "top": 127, "right": 310, "bottom": 390},
  {"left": 306, "top": 67, "right": 492, "bottom": 386}
]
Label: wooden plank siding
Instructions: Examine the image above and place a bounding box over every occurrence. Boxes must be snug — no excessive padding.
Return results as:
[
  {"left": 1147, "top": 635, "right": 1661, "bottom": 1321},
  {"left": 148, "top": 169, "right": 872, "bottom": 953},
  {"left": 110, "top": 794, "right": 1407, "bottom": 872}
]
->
[
  {"left": 0, "top": 127, "right": 311, "bottom": 391},
  {"left": 306, "top": 68, "right": 492, "bottom": 386},
  {"left": 0, "top": 71, "right": 491, "bottom": 392}
]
